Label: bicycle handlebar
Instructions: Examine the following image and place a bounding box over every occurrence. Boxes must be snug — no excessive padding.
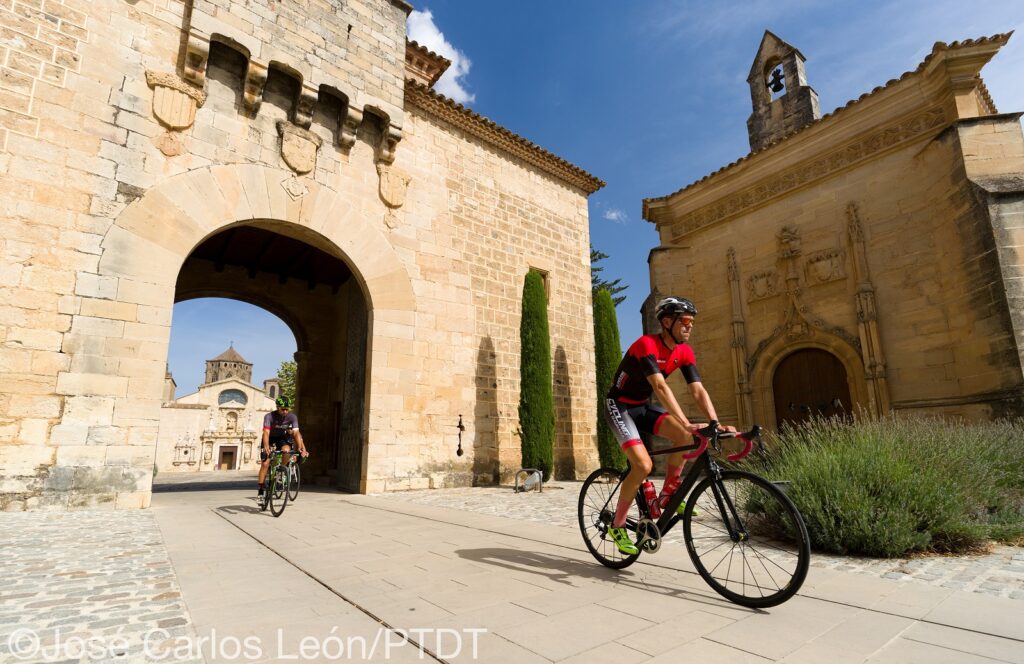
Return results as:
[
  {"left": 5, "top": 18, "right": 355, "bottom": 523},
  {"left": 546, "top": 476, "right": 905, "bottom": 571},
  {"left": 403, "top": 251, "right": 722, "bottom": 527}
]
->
[{"left": 690, "top": 422, "right": 762, "bottom": 461}]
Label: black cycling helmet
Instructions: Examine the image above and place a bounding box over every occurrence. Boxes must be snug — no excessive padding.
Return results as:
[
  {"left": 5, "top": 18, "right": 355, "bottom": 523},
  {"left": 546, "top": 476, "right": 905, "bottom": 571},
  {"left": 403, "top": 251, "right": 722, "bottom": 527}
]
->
[
  {"left": 655, "top": 296, "right": 697, "bottom": 321},
  {"left": 275, "top": 396, "right": 291, "bottom": 409}
]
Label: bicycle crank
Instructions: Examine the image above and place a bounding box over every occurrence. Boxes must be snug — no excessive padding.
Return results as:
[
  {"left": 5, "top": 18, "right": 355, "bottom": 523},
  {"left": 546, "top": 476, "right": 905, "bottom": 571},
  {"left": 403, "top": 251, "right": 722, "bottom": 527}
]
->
[{"left": 635, "top": 518, "right": 662, "bottom": 553}]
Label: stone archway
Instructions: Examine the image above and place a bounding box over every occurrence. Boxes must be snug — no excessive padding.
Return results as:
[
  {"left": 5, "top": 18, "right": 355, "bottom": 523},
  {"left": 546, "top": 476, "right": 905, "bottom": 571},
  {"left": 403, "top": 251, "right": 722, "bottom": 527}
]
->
[
  {"left": 53, "top": 165, "right": 415, "bottom": 506},
  {"left": 751, "top": 331, "right": 867, "bottom": 430}
]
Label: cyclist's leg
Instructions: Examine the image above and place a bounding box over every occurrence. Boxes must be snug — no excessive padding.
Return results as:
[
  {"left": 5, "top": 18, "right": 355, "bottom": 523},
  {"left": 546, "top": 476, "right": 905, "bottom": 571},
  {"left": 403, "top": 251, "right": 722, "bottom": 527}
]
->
[
  {"left": 258, "top": 451, "right": 271, "bottom": 493},
  {"left": 646, "top": 411, "right": 690, "bottom": 504},
  {"left": 602, "top": 399, "right": 651, "bottom": 529}
]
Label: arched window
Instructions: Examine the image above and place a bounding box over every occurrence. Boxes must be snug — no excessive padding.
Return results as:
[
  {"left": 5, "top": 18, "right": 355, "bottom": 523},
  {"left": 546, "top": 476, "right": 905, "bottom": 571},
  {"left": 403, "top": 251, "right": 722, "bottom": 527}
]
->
[{"left": 218, "top": 389, "right": 248, "bottom": 406}]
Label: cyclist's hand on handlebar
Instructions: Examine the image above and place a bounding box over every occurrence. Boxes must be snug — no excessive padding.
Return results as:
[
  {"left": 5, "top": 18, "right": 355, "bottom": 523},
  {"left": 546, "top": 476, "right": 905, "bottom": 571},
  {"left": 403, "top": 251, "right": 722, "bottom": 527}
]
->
[{"left": 718, "top": 424, "right": 737, "bottom": 433}]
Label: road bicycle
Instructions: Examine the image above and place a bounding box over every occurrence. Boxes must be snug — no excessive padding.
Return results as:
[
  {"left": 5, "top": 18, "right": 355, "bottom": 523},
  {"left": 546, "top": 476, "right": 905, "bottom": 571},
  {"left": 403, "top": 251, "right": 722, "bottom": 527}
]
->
[
  {"left": 578, "top": 421, "right": 810, "bottom": 608},
  {"left": 258, "top": 450, "right": 295, "bottom": 517},
  {"left": 287, "top": 452, "right": 306, "bottom": 502}
]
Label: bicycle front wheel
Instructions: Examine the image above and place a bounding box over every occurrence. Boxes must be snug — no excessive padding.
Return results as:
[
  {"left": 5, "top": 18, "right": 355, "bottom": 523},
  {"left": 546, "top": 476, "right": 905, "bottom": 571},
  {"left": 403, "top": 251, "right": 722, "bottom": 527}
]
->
[
  {"left": 683, "top": 470, "right": 809, "bottom": 608},
  {"left": 578, "top": 467, "right": 640, "bottom": 569},
  {"left": 287, "top": 462, "right": 300, "bottom": 502},
  {"left": 269, "top": 466, "right": 289, "bottom": 517}
]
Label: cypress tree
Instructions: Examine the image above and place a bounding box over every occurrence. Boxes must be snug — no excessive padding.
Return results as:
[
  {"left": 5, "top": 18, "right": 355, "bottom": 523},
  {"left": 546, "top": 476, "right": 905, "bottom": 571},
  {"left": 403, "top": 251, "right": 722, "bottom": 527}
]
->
[
  {"left": 593, "top": 288, "right": 627, "bottom": 469},
  {"left": 518, "top": 271, "right": 555, "bottom": 480}
]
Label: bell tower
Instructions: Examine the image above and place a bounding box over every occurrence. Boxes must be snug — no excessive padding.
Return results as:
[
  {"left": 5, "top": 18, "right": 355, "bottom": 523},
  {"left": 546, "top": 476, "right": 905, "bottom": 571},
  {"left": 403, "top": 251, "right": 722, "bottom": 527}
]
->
[{"left": 747, "top": 31, "right": 820, "bottom": 152}]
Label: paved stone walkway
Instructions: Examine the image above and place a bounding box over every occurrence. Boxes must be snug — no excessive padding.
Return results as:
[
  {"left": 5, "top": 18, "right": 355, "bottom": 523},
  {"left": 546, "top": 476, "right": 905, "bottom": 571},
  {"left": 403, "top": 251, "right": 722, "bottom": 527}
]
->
[
  {"left": 371, "top": 481, "right": 1024, "bottom": 601},
  {"left": 0, "top": 510, "right": 200, "bottom": 663}
]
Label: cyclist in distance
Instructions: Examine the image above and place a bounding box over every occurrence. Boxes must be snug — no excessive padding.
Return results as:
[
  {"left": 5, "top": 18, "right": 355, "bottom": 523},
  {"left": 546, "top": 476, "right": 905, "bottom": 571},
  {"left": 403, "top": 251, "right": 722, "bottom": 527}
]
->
[
  {"left": 602, "top": 296, "right": 734, "bottom": 554},
  {"left": 258, "top": 396, "right": 307, "bottom": 501}
]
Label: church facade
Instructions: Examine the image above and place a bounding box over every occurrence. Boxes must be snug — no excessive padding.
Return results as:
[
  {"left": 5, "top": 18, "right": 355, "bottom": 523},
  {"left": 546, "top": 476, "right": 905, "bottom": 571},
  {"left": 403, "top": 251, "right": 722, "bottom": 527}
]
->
[
  {"left": 644, "top": 32, "right": 1024, "bottom": 429},
  {"left": 0, "top": 0, "right": 603, "bottom": 510},
  {"left": 155, "top": 347, "right": 277, "bottom": 474}
]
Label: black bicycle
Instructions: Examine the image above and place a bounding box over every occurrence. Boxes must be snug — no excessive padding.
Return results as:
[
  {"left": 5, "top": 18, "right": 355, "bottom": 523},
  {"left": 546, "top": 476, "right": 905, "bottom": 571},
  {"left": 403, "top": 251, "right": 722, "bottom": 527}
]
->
[
  {"left": 259, "top": 451, "right": 292, "bottom": 517},
  {"left": 287, "top": 453, "right": 306, "bottom": 502},
  {"left": 578, "top": 421, "right": 810, "bottom": 608}
]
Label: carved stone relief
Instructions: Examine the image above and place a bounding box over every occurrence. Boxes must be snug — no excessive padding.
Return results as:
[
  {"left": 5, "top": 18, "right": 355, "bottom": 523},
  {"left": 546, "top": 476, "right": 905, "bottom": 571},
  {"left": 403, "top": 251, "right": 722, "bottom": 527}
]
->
[
  {"left": 243, "top": 61, "right": 268, "bottom": 113},
  {"left": 277, "top": 121, "right": 323, "bottom": 175},
  {"left": 778, "top": 225, "right": 801, "bottom": 258},
  {"left": 377, "top": 163, "right": 411, "bottom": 208},
  {"left": 377, "top": 124, "right": 402, "bottom": 165},
  {"left": 746, "top": 270, "right": 778, "bottom": 302},
  {"left": 146, "top": 71, "right": 207, "bottom": 130},
  {"left": 339, "top": 106, "right": 364, "bottom": 150},
  {"left": 804, "top": 248, "right": 845, "bottom": 284}
]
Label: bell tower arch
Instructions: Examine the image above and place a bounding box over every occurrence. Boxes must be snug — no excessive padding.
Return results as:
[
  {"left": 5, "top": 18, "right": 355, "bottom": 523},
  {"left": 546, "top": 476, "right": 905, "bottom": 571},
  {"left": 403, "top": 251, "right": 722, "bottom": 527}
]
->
[{"left": 747, "top": 30, "right": 821, "bottom": 151}]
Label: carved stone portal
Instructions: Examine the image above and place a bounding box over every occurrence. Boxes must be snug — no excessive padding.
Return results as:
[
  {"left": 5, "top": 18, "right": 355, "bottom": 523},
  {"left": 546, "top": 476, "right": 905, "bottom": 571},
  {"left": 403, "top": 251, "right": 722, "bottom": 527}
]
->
[
  {"left": 277, "top": 121, "right": 323, "bottom": 175},
  {"left": 377, "top": 163, "right": 411, "bottom": 208},
  {"left": 146, "top": 70, "right": 206, "bottom": 130}
]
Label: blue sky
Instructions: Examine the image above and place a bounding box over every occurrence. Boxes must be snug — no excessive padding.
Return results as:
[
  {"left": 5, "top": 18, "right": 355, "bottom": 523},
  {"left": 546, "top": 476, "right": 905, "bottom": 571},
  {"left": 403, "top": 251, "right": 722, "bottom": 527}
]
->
[{"left": 168, "top": 1, "right": 1023, "bottom": 394}]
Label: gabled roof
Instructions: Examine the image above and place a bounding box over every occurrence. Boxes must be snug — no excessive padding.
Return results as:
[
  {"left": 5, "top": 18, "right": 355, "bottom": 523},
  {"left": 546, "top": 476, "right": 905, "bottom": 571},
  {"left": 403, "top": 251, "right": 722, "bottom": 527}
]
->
[
  {"left": 644, "top": 32, "right": 1013, "bottom": 220},
  {"left": 210, "top": 346, "right": 250, "bottom": 364},
  {"left": 748, "top": 30, "right": 806, "bottom": 81}
]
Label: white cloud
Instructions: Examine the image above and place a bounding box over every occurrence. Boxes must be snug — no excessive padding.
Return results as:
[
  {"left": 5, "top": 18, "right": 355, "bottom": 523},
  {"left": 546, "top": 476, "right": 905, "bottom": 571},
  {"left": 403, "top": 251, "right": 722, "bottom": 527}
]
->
[
  {"left": 603, "top": 208, "right": 628, "bottom": 223},
  {"left": 407, "top": 9, "right": 476, "bottom": 105}
]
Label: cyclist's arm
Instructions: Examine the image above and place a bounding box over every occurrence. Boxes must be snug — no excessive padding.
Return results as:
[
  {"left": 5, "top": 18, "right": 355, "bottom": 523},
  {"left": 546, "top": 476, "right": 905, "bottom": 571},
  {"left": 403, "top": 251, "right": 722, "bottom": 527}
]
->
[
  {"left": 261, "top": 428, "right": 270, "bottom": 451},
  {"left": 687, "top": 381, "right": 735, "bottom": 432},
  {"left": 646, "top": 372, "right": 696, "bottom": 431},
  {"left": 293, "top": 428, "right": 307, "bottom": 455}
]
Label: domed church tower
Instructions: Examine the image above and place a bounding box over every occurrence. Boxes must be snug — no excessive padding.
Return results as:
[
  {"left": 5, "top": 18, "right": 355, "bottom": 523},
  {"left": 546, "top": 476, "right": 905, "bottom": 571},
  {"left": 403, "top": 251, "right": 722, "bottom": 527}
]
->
[{"left": 204, "top": 345, "right": 253, "bottom": 385}]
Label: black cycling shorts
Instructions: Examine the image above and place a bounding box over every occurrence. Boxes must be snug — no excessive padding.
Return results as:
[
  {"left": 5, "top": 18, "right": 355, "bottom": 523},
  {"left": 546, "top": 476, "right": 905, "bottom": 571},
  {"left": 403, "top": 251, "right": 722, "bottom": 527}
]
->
[{"left": 602, "top": 399, "right": 670, "bottom": 450}]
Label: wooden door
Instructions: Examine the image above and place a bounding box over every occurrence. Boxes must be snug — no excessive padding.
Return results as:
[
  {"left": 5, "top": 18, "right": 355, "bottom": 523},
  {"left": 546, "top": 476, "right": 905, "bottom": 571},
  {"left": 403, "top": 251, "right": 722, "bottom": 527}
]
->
[
  {"left": 218, "top": 447, "right": 236, "bottom": 470},
  {"left": 772, "top": 349, "right": 852, "bottom": 429}
]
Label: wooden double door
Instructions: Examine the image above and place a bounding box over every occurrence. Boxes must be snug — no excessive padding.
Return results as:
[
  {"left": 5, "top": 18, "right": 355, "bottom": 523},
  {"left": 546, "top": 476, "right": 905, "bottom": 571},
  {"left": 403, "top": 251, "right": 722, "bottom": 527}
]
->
[{"left": 772, "top": 349, "right": 852, "bottom": 429}]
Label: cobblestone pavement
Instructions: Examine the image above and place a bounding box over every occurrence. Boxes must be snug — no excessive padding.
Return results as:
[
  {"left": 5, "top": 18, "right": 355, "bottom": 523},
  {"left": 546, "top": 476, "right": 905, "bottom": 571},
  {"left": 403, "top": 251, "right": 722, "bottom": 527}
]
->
[
  {"left": 372, "top": 481, "right": 1024, "bottom": 601},
  {"left": 0, "top": 510, "right": 199, "bottom": 663}
]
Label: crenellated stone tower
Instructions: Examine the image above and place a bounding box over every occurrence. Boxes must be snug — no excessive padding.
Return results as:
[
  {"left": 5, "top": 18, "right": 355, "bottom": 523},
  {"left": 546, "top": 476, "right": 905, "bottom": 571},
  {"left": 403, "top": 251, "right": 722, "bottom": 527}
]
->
[{"left": 747, "top": 31, "right": 821, "bottom": 151}]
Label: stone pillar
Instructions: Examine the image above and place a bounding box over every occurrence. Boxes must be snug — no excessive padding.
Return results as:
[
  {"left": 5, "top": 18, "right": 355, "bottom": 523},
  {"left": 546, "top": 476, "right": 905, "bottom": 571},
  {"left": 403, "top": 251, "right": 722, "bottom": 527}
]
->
[
  {"left": 847, "top": 203, "right": 890, "bottom": 415},
  {"left": 726, "top": 249, "right": 754, "bottom": 427}
]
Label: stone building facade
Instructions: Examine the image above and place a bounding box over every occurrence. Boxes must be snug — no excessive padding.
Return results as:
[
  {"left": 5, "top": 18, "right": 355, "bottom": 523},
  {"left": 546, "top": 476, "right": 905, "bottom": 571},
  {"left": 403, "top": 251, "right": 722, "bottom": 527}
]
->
[
  {"left": 0, "top": 0, "right": 603, "bottom": 510},
  {"left": 644, "top": 32, "right": 1024, "bottom": 430},
  {"left": 155, "top": 346, "right": 276, "bottom": 474}
]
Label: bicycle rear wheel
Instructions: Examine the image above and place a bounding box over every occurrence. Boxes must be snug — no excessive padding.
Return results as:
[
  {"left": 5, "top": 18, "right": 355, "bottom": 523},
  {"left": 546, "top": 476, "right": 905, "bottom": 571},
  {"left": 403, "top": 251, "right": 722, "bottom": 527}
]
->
[
  {"left": 578, "top": 467, "right": 641, "bottom": 569},
  {"left": 287, "top": 462, "right": 300, "bottom": 502},
  {"left": 683, "top": 470, "right": 809, "bottom": 608},
  {"left": 269, "top": 466, "right": 289, "bottom": 517}
]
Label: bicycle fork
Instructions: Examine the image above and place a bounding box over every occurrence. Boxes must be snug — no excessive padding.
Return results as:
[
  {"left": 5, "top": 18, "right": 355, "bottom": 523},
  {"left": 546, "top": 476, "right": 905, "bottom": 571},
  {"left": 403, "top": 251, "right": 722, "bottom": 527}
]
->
[{"left": 710, "top": 480, "right": 749, "bottom": 542}]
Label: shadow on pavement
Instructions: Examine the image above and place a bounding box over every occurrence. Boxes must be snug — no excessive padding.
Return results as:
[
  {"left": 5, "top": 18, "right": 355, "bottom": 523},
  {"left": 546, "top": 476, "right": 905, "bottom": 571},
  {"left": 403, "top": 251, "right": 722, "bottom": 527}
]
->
[{"left": 454, "top": 547, "right": 760, "bottom": 613}]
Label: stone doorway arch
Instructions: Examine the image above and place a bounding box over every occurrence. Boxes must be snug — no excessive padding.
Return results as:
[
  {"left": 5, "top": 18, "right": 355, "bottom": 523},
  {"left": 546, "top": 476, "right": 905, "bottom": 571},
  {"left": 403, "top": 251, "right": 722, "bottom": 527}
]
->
[
  {"left": 750, "top": 331, "right": 868, "bottom": 431},
  {"left": 55, "top": 165, "right": 415, "bottom": 506}
]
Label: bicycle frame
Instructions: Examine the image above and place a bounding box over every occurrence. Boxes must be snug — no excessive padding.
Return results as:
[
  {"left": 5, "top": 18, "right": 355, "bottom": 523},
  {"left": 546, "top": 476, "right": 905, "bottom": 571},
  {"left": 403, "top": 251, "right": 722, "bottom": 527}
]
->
[{"left": 619, "top": 422, "right": 762, "bottom": 541}]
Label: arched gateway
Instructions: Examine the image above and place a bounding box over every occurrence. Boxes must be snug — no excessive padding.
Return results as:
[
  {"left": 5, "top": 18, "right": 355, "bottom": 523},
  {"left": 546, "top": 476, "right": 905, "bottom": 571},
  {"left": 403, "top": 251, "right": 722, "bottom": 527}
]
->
[{"left": 0, "top": 0, "right": 604, "bottom": 511}]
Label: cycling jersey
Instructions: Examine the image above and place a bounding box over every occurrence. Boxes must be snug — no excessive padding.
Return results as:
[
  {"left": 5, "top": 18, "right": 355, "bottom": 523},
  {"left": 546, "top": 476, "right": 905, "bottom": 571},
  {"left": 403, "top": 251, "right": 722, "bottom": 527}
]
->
[
  {"left": 606, "top": 334, "right": 701, "bottom": 404},
  {"left": 263, "top": 411, "right": 299, "bottom": 445}
]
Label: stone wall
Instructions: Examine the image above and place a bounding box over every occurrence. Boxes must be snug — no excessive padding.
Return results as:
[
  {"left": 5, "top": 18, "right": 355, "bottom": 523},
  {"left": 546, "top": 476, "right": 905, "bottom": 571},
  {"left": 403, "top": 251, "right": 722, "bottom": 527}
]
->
[
  {"left": 644, "top": 36, "right": 1024, "bottom": 428},
  {"left": 0, "top": 0, "right": 600, "bottom": 509}
]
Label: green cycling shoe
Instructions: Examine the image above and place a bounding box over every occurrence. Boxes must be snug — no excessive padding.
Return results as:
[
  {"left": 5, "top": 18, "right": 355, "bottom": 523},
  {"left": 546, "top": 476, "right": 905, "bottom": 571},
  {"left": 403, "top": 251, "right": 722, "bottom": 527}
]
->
[{"left": 607, "top": 526, "right": 639, "bottom": 555}]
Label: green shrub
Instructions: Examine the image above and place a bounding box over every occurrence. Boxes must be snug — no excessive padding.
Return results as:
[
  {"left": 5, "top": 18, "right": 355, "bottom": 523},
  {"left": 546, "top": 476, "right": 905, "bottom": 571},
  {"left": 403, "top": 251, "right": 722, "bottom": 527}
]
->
[
  {"left": 753, "top": 415, "right": 1024, "bottom": 557},
  {"left": 518, "top": 271, "right": 554, "bottom": 480},
  {"left": 593, "top": 288, "right": 626, "bottom": 470}
]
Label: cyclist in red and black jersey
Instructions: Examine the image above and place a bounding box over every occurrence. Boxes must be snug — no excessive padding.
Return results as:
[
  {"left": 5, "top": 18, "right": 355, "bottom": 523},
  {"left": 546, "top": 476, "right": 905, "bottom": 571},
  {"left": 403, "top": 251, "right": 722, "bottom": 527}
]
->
[{"left": 602, "top": 296, "right": 734, "bottom": 554}]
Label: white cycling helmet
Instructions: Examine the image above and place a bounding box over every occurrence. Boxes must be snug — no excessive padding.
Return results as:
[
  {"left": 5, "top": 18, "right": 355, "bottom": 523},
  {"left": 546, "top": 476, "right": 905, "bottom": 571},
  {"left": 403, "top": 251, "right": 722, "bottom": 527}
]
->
[{"left": 655, "top": 296, "right": 697, "bottom": 320}]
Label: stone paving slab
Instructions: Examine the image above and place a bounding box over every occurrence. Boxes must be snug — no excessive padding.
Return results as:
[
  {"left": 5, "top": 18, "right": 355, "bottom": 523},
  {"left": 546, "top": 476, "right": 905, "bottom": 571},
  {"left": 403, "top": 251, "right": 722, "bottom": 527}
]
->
[
  {"left": 5, "top": 486, "right": 1023, "bottom": 663},
  {"left": 372, "top": 481, "right": 1024, "bottom": 600}
]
